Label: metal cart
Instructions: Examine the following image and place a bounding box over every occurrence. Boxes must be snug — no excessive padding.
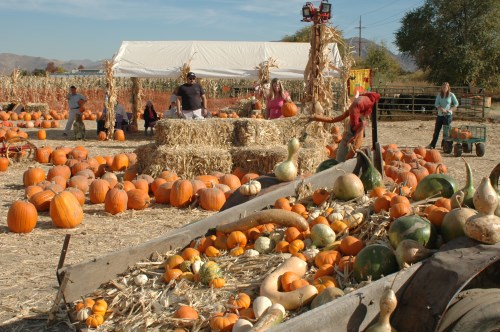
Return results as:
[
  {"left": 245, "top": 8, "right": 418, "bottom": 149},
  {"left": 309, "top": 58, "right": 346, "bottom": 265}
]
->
[{"left": 442, "top": 124, "right": 487, "bottom": 157}]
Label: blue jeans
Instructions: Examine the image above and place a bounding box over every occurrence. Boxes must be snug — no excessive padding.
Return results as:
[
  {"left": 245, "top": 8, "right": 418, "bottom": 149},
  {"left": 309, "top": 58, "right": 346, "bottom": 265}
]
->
[{"left": 430, "top": 114, "right": 452, "bottom": 148}]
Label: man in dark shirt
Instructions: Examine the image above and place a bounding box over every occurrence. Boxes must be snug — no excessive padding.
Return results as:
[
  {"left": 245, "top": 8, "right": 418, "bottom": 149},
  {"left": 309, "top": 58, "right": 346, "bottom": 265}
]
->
[{"left": 176, "top": 72, "right": 209, "bottom": 119}]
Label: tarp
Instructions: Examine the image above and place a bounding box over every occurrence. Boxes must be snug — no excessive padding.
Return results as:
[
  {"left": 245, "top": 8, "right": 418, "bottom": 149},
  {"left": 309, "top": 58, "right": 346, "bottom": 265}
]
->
[{"left": 112, "top": 40, "right": 343, "bottom": 79}]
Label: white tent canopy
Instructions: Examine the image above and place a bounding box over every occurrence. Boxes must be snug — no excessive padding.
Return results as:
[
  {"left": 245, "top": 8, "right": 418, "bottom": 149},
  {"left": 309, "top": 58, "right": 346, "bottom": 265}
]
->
[{"left": 112, "top": 40, "right": 343, "bottom": 80}]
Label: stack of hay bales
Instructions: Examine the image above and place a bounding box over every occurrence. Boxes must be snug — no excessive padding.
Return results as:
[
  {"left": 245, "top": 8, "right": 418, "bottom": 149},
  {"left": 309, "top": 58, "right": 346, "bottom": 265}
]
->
[
  {"left": 135, "top": 117, "right": 330, "bottom": 178},
  {"left": 25, "top": 103, "right": 49, "bottom": 113}
]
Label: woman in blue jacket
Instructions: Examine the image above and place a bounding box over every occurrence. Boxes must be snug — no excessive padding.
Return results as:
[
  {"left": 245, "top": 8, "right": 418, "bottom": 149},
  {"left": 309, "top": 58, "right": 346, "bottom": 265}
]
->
[{"left": 427, "top": 82, "right": 459, "bottom": 149}]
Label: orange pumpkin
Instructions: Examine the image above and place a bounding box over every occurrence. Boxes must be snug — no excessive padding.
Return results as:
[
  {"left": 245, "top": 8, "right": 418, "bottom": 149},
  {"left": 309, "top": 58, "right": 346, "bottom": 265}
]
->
[
  {"left": 226, "top": 231, "right": 248, "bottom": 249},
  {"left": 23, "top": 167, "right": 46, "bottom": 187},
  {"left": 170, "top": 179, "right": 193, "bottom": 208},
  {"left": 312, "top": 276, "right": 337, "bottom": 294},
  {"left": 0, "top": 157, "right": 9, "bottom": 172},
  {"left": 280, "top": 271, "right": 301, "bottom": 292},
  {"left": 281, "top": 101, "right": 298, "bottom": 117},
  {"left": 210, "top": 277, "right": 226, "bottom": 288},
  {"left": 7, "top": 201, "right": 38, "bottom": 233},
  {"left": 126, "top": 189, "right": 150, "bottom": 210},
  {"left": 114, "top": 129, "right": 125, "bottom": 141},
  {"left": 389, "top": 202, "right": 411, "bottom": 220},
  {"left": 284, "top": 227, "right": 303, "bottom": 242},
  {"left": 227, "top": 293, "right": 251, "bottom": 311},
  {"left": 50, "top": 191, "right": 83, "bottom": 228},
  {"left": 288, "top": 239, "right": 305, "bottom": 255},
  {"left": 164, "top": 268, "right": 183, "bottom": 282},
  {"left": 339, "top": 235, "right": 364, "bottom": 256},
  {"left": 209, "top": 313, "right": 238, "bottom": 332},
  {"left": 275, "top": 241, "right": 290, "bottom": 253},
  {"left": 313, "top": 263, "right": 335, "bottom": 279},
  {"left": 314, "top": 250, "right": 341, "bottom": 268},
  {"left": 312, "top": 188, "right": 330, "bottom": 205},
  {"left": 427, "top": 206, "right": 449, "bottom": 228},
  {"left": 89, "top": 179, "right": 110, "bottom": 204},
  {"left": 111, "top": 153, "right": 129, "bottom": 172},
  {"left": 174, "top": 306, "right": 199, "bottom": 320},
  {"left": 85, "top": 314, "right": 104, "bottom": 328},
  {"left": 199, "top": 186, "right": 226, "bottom": 211},
  {"left": 274, "top": 197, "right": 292, "bottom": 210},
  {"left": 104, "top": 185, "right": 128, "bottom": 215},
  {"left": 97, "top": 131, "right": 107, "bottom": 141},
  {"left": 289, "top": 278, "right": 310, "bottom": 291}
]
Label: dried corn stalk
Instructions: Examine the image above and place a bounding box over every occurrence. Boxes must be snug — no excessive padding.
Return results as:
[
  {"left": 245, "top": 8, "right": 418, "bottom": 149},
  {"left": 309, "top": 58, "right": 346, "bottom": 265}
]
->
[
  {"left": 10, "top": 68, "right": 21, "bottom": 103},
  {"left": 104, "top": 60, "right": 117, "bottom": 139},
  {"left": 178, "top": 54, "right": 195, "bottom": 83},
  {"left": 255, "top": 57, "right": 279, "bottom": 86},
  {"left": 303, "top": 25, "right": 352, "bottom": 117},
  {"left": 131, "top": 77, "right": 143, "bottom": 126}
]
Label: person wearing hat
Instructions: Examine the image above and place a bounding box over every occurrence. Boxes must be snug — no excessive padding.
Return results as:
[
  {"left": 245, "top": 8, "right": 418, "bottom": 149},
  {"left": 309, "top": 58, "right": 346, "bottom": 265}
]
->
[
  {"left": 63, "top": 85, "right": 87, "bottom": 136},
  {"left": 176, "top": 72, "right": 209, "bottom": 119}
]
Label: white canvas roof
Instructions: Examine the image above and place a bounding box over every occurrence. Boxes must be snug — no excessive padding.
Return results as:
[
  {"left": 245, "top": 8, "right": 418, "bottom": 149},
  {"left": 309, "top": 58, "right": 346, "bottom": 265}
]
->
[{"left": 112, "top": 40, "right": 342, "bottom": 79}]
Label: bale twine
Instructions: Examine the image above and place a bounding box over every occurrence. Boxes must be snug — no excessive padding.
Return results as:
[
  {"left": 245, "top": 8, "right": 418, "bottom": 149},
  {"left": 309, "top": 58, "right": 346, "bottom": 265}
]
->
[
  {"left": 135, "top": 143, "right": 232, "bottom": 178},
  {"left": 230, "top": 146, "right": 328, "bottom": 175}
]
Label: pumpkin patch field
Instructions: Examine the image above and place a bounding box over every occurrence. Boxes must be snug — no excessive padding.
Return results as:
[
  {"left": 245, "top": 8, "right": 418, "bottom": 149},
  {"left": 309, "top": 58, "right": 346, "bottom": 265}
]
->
[{"left": 0, "top": 116, "right": 498, "bottom": 331}]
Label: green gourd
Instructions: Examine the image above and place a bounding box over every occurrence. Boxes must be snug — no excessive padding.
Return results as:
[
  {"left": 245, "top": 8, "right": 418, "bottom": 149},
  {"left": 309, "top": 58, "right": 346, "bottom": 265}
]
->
[
  {"left": 413, "top": 174, "right": 458, "bottom": 201},
  {"left": 450, "top": 158, "right": 475, "bottom": 209},
  {"left": 315, "top": 158, "right": 339, "bottom": 173},
  {"left": 275, "top": 138, "right": 299, "bottom": 182},
  {"left": 358, "top": 150, "right": 383, "bottom": 192}
]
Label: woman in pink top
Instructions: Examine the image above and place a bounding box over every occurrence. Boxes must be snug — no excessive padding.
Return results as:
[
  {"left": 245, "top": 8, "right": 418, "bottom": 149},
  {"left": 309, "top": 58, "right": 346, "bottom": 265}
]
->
[{"left": 265, "top": 78, "right": 291, "bottom": 119}]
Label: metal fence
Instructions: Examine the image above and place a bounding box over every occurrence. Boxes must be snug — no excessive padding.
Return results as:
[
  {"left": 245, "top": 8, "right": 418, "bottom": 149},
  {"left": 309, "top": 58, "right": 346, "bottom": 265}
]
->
[{"left": 373, "top": 85, "right": 488, "bottom": 120}]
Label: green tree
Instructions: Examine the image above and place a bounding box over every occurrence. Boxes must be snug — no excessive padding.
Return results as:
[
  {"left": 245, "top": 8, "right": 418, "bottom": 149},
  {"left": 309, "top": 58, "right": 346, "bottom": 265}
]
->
[
  {"left": 281, "top": 26, "right": 312, "bottom": 42},
  {"left": 357, "top": 44, "right": 401, "bottom": 84},
  {"left": 395, "top": 0, "right": 500, "bottom": 88}
]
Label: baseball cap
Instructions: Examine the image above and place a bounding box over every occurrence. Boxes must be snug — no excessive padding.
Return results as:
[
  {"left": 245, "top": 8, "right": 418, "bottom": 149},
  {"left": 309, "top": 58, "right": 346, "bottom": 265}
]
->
[{"left": 187, "top": 72, "right": 196, "bottom": 78}]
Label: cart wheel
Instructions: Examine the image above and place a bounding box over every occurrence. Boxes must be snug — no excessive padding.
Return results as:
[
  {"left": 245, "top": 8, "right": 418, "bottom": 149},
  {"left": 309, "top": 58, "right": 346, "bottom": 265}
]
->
[
  {"left": 476, "top": 142, "right": 485, "bottom": 157},
  {"left": 5, "top": 137, "right": 37, "bottom": 163},
  {"left": 443, "top": 140, "right": 453, "bottom": 154},
  {"left": 453, "top": 143, "right": 462, "bottom": 157},
  {"left": 462, "top": 142, "right": 471, "bottom": 153}
]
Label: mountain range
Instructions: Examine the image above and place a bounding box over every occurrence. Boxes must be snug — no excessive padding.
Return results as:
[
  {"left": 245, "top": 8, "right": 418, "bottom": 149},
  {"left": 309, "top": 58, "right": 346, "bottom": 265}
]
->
[{"left": 0, "top": 39, "right": 416, "bottom": 75}]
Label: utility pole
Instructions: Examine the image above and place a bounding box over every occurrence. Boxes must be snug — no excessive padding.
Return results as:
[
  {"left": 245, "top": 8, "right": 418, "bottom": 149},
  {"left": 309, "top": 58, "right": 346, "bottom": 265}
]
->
[{"left": 355, "top": 16, "right": 366, "bottom": 57}]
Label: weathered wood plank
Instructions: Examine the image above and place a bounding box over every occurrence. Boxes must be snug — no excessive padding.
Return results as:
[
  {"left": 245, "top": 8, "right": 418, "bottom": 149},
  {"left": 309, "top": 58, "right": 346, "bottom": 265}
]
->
[{"left": 59, "top": 159, "right": 357, "bottom": 302}]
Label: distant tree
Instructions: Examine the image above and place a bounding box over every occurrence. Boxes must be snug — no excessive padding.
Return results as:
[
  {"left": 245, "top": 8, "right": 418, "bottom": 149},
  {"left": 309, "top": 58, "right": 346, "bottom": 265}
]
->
[
  {"left": 46, "top": 62, "right": 57, "bottom": 73},
  {"left": 78, "top": 65, "right": 85, "bottom": 70},
  {"left": 360, "top": 44, "right": 401, "bottom": 84},
  {"left": 32, "top": 69, "right": 46, "bottom": 76},
  {"left": 395, "top": 0, "right": 500, "bottom": 88},
  {"left": 281, "top": 26, "right": 312, "bottom": 42}
]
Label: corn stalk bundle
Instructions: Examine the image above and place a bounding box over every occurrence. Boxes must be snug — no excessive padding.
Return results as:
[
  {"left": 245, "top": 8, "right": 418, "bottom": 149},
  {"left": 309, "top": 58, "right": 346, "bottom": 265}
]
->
[
  {"left": 178, "top": 55, "right": 194, "bottom": 83},
  {"left": 303, "top": 25, "right": 350, "bottom": 117},
  {"left": 205, "top": 79, "right": 218, "bottom": 99},
  {"left": 10, "top": 69, "right": 21, "bottom": 103},
  {"left": 255, "top": 57, "right": 279, "bottom": 86},
  {"left": 104, "top": 60, "right": 117, "bottom": 139},
  {"left": 131, "top": 77, "right": 143, "bottom": 126}
]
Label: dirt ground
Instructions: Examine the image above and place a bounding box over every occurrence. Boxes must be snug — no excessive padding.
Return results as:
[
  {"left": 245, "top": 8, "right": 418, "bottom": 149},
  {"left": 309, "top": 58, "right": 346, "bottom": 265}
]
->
[{"left": 0, "top": 110, "right": 498, "bottom": 331}]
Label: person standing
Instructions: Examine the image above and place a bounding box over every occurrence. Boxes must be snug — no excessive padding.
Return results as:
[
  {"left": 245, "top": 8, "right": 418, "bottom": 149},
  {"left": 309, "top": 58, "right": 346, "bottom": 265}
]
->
[
  {"left": 309, "top": 92, "right": 381, "bottom": 162},
  {"left": 63, "top": 85, "right": 87, "bottom": 136},
  {"left": 176, "top": 72, "right": 208, "bottom": 119},
  {"left": 114, "top": 101, "right": 129, "bottom": 130},
  {"left": 163, "top": 88, "right": 179, "bottom": 119},
  {"left": 265, "top": 78, "right": 291, "bottom": 119},
  {"left": 143, "top": 100, "right": 158, "bottom": 136},
  {"left": 427, "top": 82, "right": 459, "bottom": 149}
]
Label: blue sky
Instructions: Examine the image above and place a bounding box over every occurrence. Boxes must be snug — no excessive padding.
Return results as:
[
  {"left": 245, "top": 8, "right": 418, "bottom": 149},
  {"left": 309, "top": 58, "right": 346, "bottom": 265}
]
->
[{"left": 0, "top": 0, "right": 424, "bottom": 61}]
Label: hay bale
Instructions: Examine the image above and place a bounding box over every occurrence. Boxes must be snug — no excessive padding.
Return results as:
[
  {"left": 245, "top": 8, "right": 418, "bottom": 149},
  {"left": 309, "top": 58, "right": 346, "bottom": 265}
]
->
[
  {"left": 135, "top": 143, "right": 232, "bottom": 178},
  {"left": 25, "top": 103, "right": 49, "bottom": 113},
  {"left": 230, "top": 146, "right": 328, "bottom": 175},
  {"left": 233, "top": 119, "right": 282, "bottom": 146},
  {"left": 155, "top": 118, "right": 235, "bottom": 147}
]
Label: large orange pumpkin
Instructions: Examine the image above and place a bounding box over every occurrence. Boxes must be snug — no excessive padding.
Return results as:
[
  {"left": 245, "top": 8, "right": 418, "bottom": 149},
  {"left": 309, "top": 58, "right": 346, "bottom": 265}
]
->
[
  {"left": 104, "top": 185, "right": 128, "bottom": 215},
  {"left": 111, "top": 153, "right": 129, "bottom": 172},
  {"left": 199, "top": 186, "right": 226, "bottom": 211},
  {"left": 281, "top": 101, "right": 298, "bottom": 117},
  {"left": 23, "top": 167, "right": 46, "bottom": 187},
  {"left": 0, "top": 157, "right": 9, "bottom": 172},
  {"left": 89, "top": 179, "right": 111, "bottom": 204},
  {"left": 7, "top": 201, "right": 38, "bottom": 233},
  {"left": 114, "top": 129, "right": 125, "bottom": 141},
  {"left": 126, "top": 189, "right": 150, "bottom": 210},
  {"left": 170, "top": 179, "right": 193, "bottom": 208},
  {"left": 50, "top": 191, "right": 84, "bottom": 228}
]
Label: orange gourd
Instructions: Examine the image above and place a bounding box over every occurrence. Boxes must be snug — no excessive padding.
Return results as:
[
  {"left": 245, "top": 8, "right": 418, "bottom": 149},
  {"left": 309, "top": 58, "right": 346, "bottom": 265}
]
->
[{"left": 226, "top": 231, "right": 247, "bottom": 249}]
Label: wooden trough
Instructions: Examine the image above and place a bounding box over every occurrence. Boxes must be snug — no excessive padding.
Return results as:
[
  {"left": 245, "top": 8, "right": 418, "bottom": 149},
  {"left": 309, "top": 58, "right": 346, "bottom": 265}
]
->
[{"left": 56, "top": 159, "right": 500, "bottom": 331}]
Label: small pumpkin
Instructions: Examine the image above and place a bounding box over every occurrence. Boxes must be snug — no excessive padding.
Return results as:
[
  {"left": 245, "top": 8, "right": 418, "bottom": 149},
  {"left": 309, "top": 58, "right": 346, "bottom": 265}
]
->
[
  {"left": 239, "top": 179, "right": 262, "bottom": 196},
  {"left": 85, "top": 314, "right": 104, "bottom": 328},
  {"left": 226, "top": 231, "right": 248, "bottom": 249},
  {"left": 174, "top": 306, "right": 199, "bottom": 320},
  {"left": 210, "top": 312, "right": 238, "bottom": 332},
  {"left": 281, "top": 101, "right": 298, "bottom": 117},
  {"left": 210, "top": 277, "right": 226, "bottom": 288}
]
